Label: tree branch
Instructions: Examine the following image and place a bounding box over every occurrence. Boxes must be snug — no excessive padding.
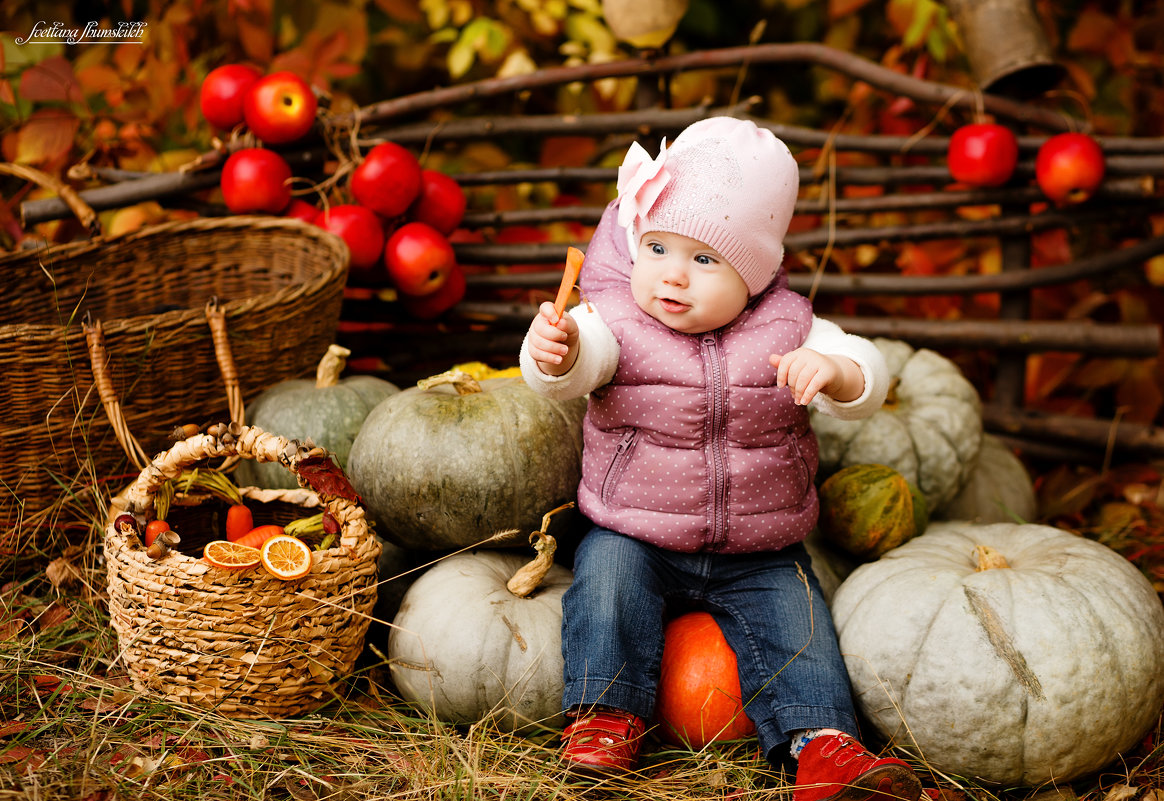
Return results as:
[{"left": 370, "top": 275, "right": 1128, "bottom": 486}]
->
[
  {"left": 453, "top": 212, "right": 1164, "bottom": 290},
  {"left": 458, "top": 177, "right": 1155, "bottom": 229},
  {"left": 823, "top": 316, "right": 1159, "bottom": 357},
  {"left": 983, "top": 404, "right": 1164, "bottom": 458},
  {"left": 333, "top": 42, "right": 1083, "bottom": 132}
]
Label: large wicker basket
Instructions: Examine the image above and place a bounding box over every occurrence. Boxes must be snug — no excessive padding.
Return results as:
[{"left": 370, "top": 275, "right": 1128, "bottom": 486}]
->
[
  {"left": 106, "top": 424, "right": 380, "bottom": 718},
  {"left": 0, "top": 217, "right": 347, "bottom": 538}
]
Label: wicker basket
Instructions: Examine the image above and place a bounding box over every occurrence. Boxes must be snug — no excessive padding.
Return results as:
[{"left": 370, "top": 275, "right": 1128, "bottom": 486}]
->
[
  {"left": 106, "top": 424, "right": 380, "bottom": 718},
  {"left": 0, "top": 216, "right": 347, "bottom": 535}
]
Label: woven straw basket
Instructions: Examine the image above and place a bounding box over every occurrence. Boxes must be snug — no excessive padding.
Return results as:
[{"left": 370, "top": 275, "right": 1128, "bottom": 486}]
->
[
  {"left": 0, "top": 216, "right": 347, "bottom": 535},
  {"left": 106, "top": 424, "right": 380, "bottom": 718}
]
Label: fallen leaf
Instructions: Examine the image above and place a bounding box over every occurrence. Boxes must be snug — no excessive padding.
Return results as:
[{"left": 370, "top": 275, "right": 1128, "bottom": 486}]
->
[
  {"left": 1102, "top": 785, "right": 1139, "bottom": 801},
  {"left": 0, "top": 744, "right": 46, "bottom": 771},
  {"left": 45, "top": 549, "right": 83, "bottom": 591},
  {"left": 0, "top": 721, "right": 29, "bottom": 738},
  {"left": 36, "top": 601, "right": 72, "bottom": 631}
]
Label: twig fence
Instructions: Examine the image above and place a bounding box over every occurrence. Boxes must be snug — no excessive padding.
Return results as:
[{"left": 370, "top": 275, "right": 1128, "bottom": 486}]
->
[{"left": 19, "top": 43, "right": 1164, "bottom": 464}]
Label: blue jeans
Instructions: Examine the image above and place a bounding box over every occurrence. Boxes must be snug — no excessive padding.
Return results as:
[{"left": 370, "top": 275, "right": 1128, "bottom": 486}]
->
[{"left": 561, "top": 526, "right": 858, "bottom": 759}]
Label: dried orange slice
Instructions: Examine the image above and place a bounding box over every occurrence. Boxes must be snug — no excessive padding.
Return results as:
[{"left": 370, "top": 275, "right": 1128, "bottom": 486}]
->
[
  {"left": 260, "top": 534, "right": 312, "bottom": 580},
  {"left": 204, "top": 540, "right": 261, "bottom": 569}
]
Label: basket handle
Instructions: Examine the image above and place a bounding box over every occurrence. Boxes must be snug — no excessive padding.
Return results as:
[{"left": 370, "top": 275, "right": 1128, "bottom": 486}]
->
[
  {"left": 118, "top": 424, "right": 366, "bottom": 543},
  {"left": 83, "top": 303, "right": 246, "bottom": 471},
  {"left": 84, "top": 318, "right": 151, "bottom": 470},
  {"left": 205, "top": 299, "right": 245, "bottom": 427}
]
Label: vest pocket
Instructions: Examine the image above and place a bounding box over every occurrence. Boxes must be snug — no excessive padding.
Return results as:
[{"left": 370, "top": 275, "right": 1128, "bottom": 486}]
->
[{"left": 600, "top": 428, "right": 638, "bottom": 505}]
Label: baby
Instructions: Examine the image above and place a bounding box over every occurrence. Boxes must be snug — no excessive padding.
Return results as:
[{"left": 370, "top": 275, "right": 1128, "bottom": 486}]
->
[{"left": 520, "top": 117, "right": 921, "bottom": 801}]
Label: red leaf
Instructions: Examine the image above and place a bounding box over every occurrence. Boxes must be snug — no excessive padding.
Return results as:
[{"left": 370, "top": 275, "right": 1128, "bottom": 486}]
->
[
  {"left": 11, "top": 109, "right": 79, "bottom": 166},
  {"left": 1115, "top": 361, "right": 1163, "bottom": 424},
  {"left": 0, "top": 745, "right": 44, "bottom": 770},
  {"left": 294, "top": 456, "right": 362, "bottom": 504},
  {"left": 19, "top": 56, "right": 82, "bottom": 103},
  {"left": 1030, "top": 229, "right": 1072, "bottom": 267},
  {"left": 0, "top": 721, "right": 29, "bottom": 738}
]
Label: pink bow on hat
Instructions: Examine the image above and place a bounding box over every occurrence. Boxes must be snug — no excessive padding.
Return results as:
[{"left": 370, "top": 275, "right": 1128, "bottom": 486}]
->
[{"left": 616, "top": 139, "right": 670, "bottom": 234}]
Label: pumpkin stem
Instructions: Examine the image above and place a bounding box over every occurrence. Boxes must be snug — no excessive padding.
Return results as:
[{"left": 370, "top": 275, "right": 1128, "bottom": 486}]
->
[
  {"left": 883, "top": 376, "right": 901, "bottom": 409},
  {"left": 417, "top": 369, "right": 481, "bottom": 395},
  {"left": 316, "top": 344, "right": 351, "bottom": 388},
  {"left": 973, "top": 544, "right": 1011, "bottom": 571},
  {"left": 506, "top": 530, "right": 558, "bottom": 598},
  {"left": 505, "top": 502, "right": 574, "bottom": 598}
]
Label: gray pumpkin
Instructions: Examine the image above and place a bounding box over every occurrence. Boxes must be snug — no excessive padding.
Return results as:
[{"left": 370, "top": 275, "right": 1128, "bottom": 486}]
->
[
  {"left": 388, "top": 548, "right": 571, "bottom": 733},
  {"left": 235, "top": 344, "right": 399, "bottom": 490},
  {"left": 810, "top": 338, "right": 982, "bottom": 513},
  {"left": 936, "top": 433, "right": 1038, "bottom": 524},
  {"left": 347, "top": 369, "right": 587, "bottom": 551}
]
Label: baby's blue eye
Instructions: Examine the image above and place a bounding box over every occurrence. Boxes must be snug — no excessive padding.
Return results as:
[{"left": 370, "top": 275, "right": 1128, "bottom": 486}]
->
[
  {"left": 695, "top": 254, "right": 713, "bottom": 265},
  {"left": 650, "top": 243, "right": 665, "bottom": 255}
]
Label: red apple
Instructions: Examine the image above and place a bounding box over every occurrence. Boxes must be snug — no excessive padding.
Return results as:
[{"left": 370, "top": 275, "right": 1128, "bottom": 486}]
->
[
  {"left": 654, "top": 612, "right": 755, "bottom": 749},
  {"left": 243, "top": 71, "right": 317, "bottom": 145},
  {"left": 200, "top": 64, "right": 262, "bottom": 131},
  {"left": 383, "top": 221, "right": 454, "bottom": 296},
  {"left": 402, "top": 263, "right": 466, "bottom": 319},
  {"left": 351, "top": 142, "right": 422, "bottom": 219},
  {"left": 283, "top": 198, "right": 319, "bottom": 222},
  {"left": 220, "top": 148, "right": 292, "bottom": 214},
  {"left": 314, "top": 204, "right": 387, "bottom": 280},
  {"left": 947, "top": 123, "right": 1019, "bottom": 188},
  {"left": 409, "top": 169, "right": 466, "bottom": 236},
  {"left": 1035, "top": 132, "right": 1105, "bottom": 205}
]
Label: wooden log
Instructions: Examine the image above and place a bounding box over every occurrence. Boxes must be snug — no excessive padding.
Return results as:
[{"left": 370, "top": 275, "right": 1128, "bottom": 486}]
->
[
  {"left": 823, "top": 316, "right": 1160, "bottom": 357},
  {"left": 336, "top": 42, "right": 1081, "bottom": 132},
  {"left": 459, "top": 177, "right": 1155, "bottom": 230},
  {"left": 18, "top": 146, "right": 327, "bottom": 226},
  {"left": 372, "top": 110, "right": 1164, "bottom": 157},
  {"left": 454, "top": 223, "right": 1164, "bottom": 294},
  {"left": 450, "top": 159, "right": 1164, "bottom": 188},
  {"left": 21, "top": 169, "right": 222, "bottom": 227},
  {"left": 983, "top": 404, "right": 1164, "bottom": 458},
  {"left": 345, "top": 297, "right": 1157, "bottom": 358},
  {"left": 989, "top": 433, "right": 1107, "bottom": 465}
]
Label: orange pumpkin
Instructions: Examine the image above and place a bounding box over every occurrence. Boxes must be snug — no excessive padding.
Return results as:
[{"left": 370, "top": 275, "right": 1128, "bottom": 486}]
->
[{"left": 655, "top": 611, "right": 755, "bottom": 748}]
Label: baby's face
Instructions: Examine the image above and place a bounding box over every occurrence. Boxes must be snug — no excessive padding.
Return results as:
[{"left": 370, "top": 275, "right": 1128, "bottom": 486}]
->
[{"left": 631, "top": 230, "right": 749, "bottom": 334}]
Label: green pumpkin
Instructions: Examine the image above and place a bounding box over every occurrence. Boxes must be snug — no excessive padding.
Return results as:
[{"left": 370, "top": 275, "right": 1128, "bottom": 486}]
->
[
  {"left": 347, "top": 369, "right": 587, "bottom": 551},
  {"left": 235, "top": 345, "right": 399, "bottom": 490},
  {"left": 818, "top": 463, "right": 929, "bottom": 561}
]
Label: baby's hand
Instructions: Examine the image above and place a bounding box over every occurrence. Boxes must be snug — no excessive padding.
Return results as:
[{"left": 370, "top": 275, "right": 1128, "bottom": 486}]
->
[
  {"left": 770, "top": 348, "right": 846, "bottom": 406},
  {"left": 528, "top": 301, "right": 580, "bottom": 376}
]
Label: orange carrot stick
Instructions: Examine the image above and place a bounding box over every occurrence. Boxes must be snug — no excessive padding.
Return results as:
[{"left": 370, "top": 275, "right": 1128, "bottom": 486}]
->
[{"left": 553, "top": 247, "right": 585, "bottom": 322}]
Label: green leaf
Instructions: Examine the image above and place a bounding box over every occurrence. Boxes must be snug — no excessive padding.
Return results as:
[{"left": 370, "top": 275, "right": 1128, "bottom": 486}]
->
[
  {"left": 447, "top": 33, "right": 476, "bottom": 78},
  {"left": 903, "top": 0, "right": 935, "bottom": 49}
]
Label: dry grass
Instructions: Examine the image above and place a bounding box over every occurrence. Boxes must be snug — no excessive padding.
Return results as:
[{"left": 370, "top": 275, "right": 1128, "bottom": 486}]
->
[{"left": 2, "top": 480, "right": 1163, "bottom": 801}]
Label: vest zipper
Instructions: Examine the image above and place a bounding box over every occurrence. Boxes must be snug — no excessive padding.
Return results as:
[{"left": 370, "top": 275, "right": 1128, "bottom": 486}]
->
[
  {"left": 601, "top": 428, "right": 638, "bottom": 505},
  {"left": 701, "top": 333, "right": 729, "bottom": 549}
]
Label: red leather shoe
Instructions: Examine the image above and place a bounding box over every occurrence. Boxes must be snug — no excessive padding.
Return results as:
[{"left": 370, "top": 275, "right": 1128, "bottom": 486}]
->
[
  {"left": 561, "top": 707, "right": 647, "bottom": 777},
  {"left": 794, "top": 733, "right": 922, "bottom": 801}
]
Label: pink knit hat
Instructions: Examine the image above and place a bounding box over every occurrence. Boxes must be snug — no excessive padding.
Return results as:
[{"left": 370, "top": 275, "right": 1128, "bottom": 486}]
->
[{"left": 616, "top": 117, "right": 799, "bottom": 296}]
